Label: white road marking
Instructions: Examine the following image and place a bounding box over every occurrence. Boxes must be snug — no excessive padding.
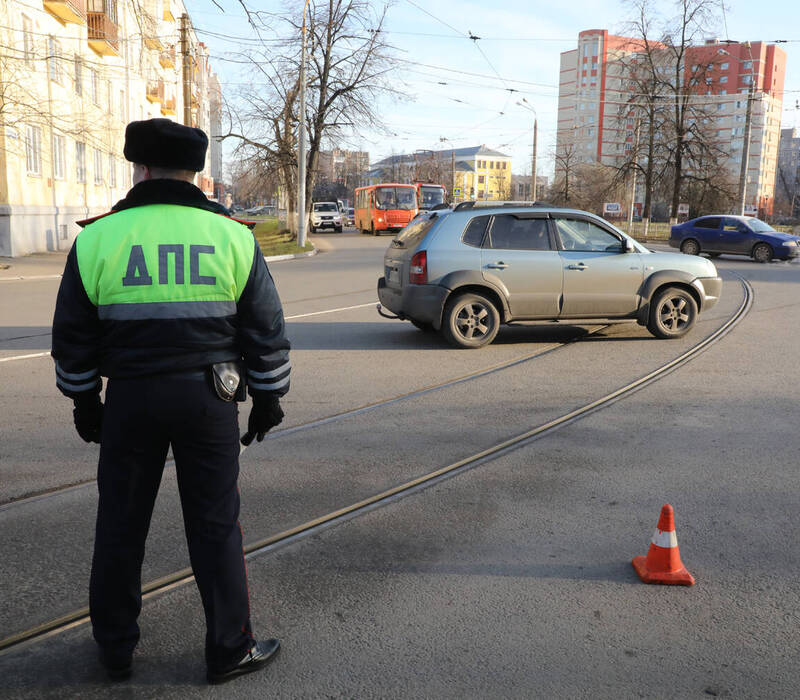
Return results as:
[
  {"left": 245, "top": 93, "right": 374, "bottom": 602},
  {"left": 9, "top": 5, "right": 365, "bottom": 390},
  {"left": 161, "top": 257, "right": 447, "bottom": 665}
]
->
[
  {"left": 0, "top": 275, "right": 62, "bottom": 282},
  {"left": 0, "top": 302, "right": 378, "bottom": 364}
]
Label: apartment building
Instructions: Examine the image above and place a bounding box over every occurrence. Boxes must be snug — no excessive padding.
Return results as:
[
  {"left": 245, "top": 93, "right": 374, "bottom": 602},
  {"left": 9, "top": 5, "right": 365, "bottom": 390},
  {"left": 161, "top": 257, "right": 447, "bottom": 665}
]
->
[
  {"left": 0, "top": 0, "right": 222, "bottom": 256},
  {"left": 369, "top": 145, "right": 512, "bottom": 201},
  {"left": 776, "top": 128, "right": 800, "bottom": 217},
  {"left": 556, "top": 29, "right": 786, "bottom": 216},
  {"left": 316, "top": 149, "right": 370, "bottom": 192}
]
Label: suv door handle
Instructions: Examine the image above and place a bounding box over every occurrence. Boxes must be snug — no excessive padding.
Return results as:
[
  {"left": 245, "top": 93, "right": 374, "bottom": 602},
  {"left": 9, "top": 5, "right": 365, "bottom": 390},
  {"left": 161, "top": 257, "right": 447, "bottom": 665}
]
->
[
  {"left": 566, "top": 263, "right": 587, "bottom": 270},
  {"left": 485, "top": 262, "right": 508, "bottom": 269}
]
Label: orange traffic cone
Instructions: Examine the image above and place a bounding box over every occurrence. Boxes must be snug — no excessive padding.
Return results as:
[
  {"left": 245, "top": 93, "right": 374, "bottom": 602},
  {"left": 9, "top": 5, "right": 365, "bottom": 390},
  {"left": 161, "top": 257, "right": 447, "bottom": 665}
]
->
[{"left": 632, "top": 504, "right": 695, "bottom": 585}]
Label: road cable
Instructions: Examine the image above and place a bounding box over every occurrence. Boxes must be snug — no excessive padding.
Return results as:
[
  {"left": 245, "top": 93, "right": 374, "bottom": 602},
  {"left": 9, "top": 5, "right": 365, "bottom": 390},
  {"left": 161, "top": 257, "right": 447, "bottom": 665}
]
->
[{"left": 0, "top": 275, "right": 752, "bottom": 656}]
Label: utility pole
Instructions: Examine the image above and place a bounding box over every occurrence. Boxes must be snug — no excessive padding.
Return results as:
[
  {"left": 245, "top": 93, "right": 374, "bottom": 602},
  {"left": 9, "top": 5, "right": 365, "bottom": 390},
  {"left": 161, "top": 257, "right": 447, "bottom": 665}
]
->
[
  {"left": 297, "top": 0, "right": 310, "bottom": 247},
  {"left": 180, "top": 14, "right": 192, "bottom": 126},
  {"left": 531, "top": 117, "right": 538, "bottom": 201},
  {"left": 737, "top": 43, "right": 754, "bottom": 216},
  {"left": 451, "top": 150, "right": 455, "bottom": 202}
]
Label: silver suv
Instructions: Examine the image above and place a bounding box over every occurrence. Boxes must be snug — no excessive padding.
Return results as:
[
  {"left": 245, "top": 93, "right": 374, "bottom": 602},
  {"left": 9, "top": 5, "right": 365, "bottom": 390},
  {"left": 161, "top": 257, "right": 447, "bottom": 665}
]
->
[
  {"left": 377, "top": 202, "right": 723, "bottom": 348},
  {"left": 310, "top": 202, "right": 343, "bottom": 233}
]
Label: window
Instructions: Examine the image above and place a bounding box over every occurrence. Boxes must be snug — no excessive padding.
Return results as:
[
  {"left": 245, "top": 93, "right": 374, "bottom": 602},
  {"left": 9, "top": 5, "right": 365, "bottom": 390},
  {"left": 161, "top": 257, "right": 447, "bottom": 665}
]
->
[
  {"left": 76, "top": 142, "right": 86, "bottom": 183},
  {"left": 462, "top": 215, "right": 490, "bottom": 247},
  {"left": 48, "top": 37, "right": 62, "bottom": 84},
  {"left": 25, "top": 125, "right": 42, "bottom": 176},
  {"left": 107, "top": 80, "right": 113, "bottom": 113},
  {"left": 716, "top": 103, "right": 725, "bottom": 111},
  {"left": 90, "top": 69, "right": 99, "bottom": 104},
  {"left": 720, "top": 76, "right": 728, "bottom": 83},
  {"left": 488, "top": 216, "right": 552, "bottom": 251},
  {"left": 109, "top": 153, "right": 117, "bottom": 187},
  {"left": 22, "top": 15, "right": 34, "bottom": 65},
  {"left": 721, "top": 62, "right": 729, "bottom": 70},
  {"left": 74, "top": 56, "right": 82, "bottom": 95},
  {"left": 478, "top": 175, "right": 485, "bottom": 184},
  {"left": 119, "top": 89, "right": 126, "bottom": 120},
  {"left": 554, "top": 218, "right": 623, "bottom": 252},
  {"left": 707, "top": 64, "right": 714, "bottom": 71},
  {"left": 94, "top": 148, "right": 104, "bottom": 184},
  {"left": 742, "top": 75, "right": 752, "bottom": 85},
  {"left": 52, "top": 133, "right": 66, "bottom": 179},
  {"left": 696, "top": 217, "right": 721, "bottom": 229},
  {"left": 490, "top": 161, "right": 494, "bottom": 169},
  {"left": 743, "top": 60, "right": 752, "bottom": 70}
]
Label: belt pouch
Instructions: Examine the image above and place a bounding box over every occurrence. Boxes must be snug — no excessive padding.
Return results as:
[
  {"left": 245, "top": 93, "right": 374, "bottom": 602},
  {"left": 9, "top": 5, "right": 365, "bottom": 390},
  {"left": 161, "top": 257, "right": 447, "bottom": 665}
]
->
[{"left": 211, "top": 361, "right": 243, "bottom": 401}]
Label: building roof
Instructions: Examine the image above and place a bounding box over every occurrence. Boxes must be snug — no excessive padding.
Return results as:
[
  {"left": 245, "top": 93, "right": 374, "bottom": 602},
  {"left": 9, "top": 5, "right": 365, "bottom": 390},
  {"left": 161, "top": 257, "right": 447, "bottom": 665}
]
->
[{"left": 371, "top": 145, "right": 510, "bottom": 168}]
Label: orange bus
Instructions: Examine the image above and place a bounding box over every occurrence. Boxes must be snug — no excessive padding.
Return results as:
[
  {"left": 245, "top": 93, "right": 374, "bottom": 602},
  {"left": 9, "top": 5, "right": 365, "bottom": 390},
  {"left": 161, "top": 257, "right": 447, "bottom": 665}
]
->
[
  {"left": 415, "top": 183, "right": 447, "bottom": 211},
  {"left": 354, "top": 183, "right": 418, "bottom": 235}
]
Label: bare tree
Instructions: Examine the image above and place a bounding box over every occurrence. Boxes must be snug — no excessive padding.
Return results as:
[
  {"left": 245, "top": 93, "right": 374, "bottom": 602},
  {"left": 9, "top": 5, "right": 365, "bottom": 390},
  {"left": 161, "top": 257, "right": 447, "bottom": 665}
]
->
[
  {"left": 219, "top": 0, "right": 396, "bottom": 236},
  {"left": 615, "top": 0, "right": 732, "bottom": 221}
]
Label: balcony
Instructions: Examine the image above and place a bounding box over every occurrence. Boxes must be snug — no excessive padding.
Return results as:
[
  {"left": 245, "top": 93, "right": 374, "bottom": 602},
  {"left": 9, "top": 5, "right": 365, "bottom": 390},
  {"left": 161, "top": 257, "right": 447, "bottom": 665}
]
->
[
  {"left": 142, "top": 12, "right": 162, "bottom": 50},
  {"left": 87, "top": 11, "right": 119, "bottom": 56},
  {"left": 146, "top": 80, "right": 164, "bottom": 103},
  {"left": 159, "top": 47, "right": 176, "bottom": 70},
  {"left": 161, "top": 97, "right": 176, "bottom": 115},
  {"left": 43, "top": 0, "right": 87, "bottom": 24},
  {"left": 163, "top": 1, "right": 175, "bottom": 22}
]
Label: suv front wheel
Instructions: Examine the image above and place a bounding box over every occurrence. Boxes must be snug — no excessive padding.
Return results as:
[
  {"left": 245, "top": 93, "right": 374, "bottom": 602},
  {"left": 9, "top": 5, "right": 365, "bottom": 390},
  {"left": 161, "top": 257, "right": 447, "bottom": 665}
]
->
[
  {"left": 646, "top": 286, "right": 698, "bottom": 339},
  {"left": 442, "top": 292, "right": 500, "bottom": 348}
]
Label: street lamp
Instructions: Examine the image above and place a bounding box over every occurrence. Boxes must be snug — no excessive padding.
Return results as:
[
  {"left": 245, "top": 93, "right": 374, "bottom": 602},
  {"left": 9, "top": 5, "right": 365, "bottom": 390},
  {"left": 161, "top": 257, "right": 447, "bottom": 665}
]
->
[
  {"left": 719, "top": 44, "right": 755, "bottom": 216},
  {"left": 438, "top": 136, "right": 457, "bottom": 202},
  {"left": 517, "top": 98, "right": 538, "bottom": 201}
]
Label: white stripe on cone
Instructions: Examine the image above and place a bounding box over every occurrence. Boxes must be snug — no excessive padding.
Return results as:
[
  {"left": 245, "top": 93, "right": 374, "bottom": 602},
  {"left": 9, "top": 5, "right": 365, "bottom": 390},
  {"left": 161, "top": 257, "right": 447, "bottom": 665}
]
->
[{"left": 651, "top": 528, "right": 678, "bottom": 548}]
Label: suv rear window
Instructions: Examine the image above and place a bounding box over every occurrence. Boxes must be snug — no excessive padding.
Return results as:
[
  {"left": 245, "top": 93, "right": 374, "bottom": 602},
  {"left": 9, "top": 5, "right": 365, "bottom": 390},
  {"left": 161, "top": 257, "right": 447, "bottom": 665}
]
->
[{"left": 393, "top": 216, "right": 437, "bottom": 248}]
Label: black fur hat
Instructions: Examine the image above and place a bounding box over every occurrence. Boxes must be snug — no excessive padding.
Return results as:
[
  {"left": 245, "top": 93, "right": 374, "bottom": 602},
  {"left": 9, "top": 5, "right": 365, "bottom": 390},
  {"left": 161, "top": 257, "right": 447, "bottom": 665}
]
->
[{"left": 123, "top": 118, "right": 208, "bottom": 172}]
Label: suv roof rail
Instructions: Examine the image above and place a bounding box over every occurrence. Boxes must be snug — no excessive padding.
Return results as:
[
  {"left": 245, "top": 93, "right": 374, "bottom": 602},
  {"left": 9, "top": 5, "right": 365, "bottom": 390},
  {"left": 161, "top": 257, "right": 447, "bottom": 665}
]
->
[{"left": 452, "top": 200, "right": 554, "bottom": 211}]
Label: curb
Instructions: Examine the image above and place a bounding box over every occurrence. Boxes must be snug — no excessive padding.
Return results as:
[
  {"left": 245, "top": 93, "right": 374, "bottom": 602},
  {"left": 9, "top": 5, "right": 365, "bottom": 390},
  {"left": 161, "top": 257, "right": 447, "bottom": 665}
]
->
[{"left": 263, "top": 247, "right": 319, "bottom": 263}]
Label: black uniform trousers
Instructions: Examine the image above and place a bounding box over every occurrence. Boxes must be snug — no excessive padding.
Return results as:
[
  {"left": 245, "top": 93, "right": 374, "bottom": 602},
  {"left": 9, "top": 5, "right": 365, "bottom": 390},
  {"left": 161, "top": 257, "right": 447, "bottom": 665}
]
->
[{"left": 90, "top": 372, "right": 253, "bottom": 672}]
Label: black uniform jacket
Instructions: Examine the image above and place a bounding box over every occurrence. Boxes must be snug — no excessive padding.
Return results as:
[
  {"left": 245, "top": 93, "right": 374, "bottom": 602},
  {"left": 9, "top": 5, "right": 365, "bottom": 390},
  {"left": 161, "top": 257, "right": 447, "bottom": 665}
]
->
[{"left": 51, "top": 179, "right": 290, "bottom": 401}]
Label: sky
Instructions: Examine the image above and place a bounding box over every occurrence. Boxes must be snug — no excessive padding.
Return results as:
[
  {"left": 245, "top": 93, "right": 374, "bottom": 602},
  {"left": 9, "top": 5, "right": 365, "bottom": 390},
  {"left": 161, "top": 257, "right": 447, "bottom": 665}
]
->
[{"left": 185, "top": 0, "right": 800, "bottom": 180}]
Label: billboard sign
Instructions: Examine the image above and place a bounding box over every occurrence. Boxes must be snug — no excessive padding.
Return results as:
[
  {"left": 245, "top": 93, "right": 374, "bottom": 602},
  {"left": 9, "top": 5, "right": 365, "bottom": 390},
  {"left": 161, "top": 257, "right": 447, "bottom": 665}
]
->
[
  {"left": 603, "top": 202, "right": 622, "bottom": 216},
  {"left": 744, "top": 204, "right": 758, "bottom": 216},
  {"left": 677, "top": 203, "right": 690, "bottom": 215}
]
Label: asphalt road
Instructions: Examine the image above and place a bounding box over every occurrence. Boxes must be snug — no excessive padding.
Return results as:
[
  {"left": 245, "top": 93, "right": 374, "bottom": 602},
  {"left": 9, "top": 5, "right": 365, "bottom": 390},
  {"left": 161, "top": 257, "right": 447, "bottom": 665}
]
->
[{"left": 1, "top": 231, "right": 798, "bottom": 698}]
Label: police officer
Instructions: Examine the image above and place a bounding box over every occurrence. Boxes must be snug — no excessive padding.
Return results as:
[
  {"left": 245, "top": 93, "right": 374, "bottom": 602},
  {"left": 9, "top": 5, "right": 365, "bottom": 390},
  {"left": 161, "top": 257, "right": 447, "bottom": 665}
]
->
[{"left": 51, "top": 119, "right": 289, "bottom": 684}]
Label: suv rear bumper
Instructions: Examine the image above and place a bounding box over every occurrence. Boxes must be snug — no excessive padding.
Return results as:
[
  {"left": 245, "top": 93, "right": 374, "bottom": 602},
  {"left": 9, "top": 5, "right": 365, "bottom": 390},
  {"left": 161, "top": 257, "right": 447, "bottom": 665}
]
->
[{"left": 377, "top": 277, "right": 449, "bottom": 328}]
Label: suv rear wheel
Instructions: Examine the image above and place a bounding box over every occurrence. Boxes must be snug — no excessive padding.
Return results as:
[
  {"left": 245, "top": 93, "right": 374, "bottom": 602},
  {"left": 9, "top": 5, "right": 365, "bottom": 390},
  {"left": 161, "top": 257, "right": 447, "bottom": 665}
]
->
[
  {"left": 647, "top": 286, "right": 697, "bottom": 339},
  {"left": 442, "top": 292, "right": 500, "bottom": 348}
]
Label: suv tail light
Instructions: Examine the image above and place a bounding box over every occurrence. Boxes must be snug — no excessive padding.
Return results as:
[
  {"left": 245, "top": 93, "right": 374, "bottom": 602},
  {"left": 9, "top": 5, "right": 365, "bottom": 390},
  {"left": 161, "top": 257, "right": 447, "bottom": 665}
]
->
[{"left": 409, "top": 251, "right": 427, "bottom": 284}]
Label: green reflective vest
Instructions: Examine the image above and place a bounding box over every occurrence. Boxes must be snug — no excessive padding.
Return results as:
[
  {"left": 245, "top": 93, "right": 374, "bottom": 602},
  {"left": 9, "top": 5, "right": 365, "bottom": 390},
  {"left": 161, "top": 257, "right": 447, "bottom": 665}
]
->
[{"left": 76, "top": 205, "right": 255, "bottom": 320}]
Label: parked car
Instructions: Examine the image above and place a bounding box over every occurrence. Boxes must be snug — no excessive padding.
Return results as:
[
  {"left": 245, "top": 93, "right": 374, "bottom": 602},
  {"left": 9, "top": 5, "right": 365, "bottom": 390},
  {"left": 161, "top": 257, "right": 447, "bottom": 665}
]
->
[
  {"left": 345, "top": 208, "right": 355, "bottom": 227},
  {"left": 669, "top": 215, "right": 800, "bottom": 262},
  {"left": 377, "top": 202, "right": 722, "bottom": 348},
  {"left": 310, "top": 202, "right": 343, "bottom": 233}
]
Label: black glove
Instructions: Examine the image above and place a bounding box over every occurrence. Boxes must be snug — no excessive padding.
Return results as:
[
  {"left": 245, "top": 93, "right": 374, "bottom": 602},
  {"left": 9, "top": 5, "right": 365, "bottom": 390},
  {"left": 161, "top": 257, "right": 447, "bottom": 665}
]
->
[
  {"left": 72, "top": 394, "right": 103, "bottom": 444},
  {"left": 241, "top": 394, "right": 284, "bottom": 446}
]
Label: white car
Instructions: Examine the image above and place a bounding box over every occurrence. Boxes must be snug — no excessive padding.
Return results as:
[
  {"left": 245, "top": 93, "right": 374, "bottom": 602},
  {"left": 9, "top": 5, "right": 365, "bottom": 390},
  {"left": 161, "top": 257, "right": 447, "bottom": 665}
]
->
[{"left": 310, "top": 202, "right": 342, "bottom": 233}]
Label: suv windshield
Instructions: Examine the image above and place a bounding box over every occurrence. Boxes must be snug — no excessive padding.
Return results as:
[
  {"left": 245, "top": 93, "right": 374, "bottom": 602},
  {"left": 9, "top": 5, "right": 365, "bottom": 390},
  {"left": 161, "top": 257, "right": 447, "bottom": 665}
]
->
[
  {"left": 313, "top": 203, "right": 337, "bottom": 212},
  {"left": 748, "top": 218, "right": 775, "bottom": 233},
  {"left": 375, "top": 187, "right": 416, "bottom": 211}
]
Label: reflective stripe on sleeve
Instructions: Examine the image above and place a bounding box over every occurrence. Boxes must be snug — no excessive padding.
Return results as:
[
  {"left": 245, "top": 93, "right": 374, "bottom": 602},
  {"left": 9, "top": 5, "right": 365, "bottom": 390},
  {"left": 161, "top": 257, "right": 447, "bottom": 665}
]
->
[
  {"left": 55, "top": 362, "right": 98, "bottom": 381},
  {"left": 247, "top": 361, "right": 291, "bottom": 380},
  {"left": 57, "top": 376, "right": 101, "bottom": 392},
  {"left": 247, "top": 374, "right": 290, "bottom": 392},
  {"left": 97, "top": 300, "right": 237, "bottom": 320}
]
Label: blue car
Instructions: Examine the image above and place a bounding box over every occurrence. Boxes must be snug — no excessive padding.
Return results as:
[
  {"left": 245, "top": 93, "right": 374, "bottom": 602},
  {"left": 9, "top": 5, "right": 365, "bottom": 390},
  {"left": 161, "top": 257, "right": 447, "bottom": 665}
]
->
[{"left": 669, "top": 215, "right": 800, "bottom": 263}]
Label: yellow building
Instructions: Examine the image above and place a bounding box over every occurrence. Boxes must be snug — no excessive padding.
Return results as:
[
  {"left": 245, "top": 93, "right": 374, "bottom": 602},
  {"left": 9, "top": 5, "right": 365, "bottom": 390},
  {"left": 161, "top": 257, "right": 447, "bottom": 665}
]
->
[
  {"left": 368, "top": 145, "right": 512, "bottom": 202},
  {"left": 0, "top": 0, "right": 220, "bottom": 256}
]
